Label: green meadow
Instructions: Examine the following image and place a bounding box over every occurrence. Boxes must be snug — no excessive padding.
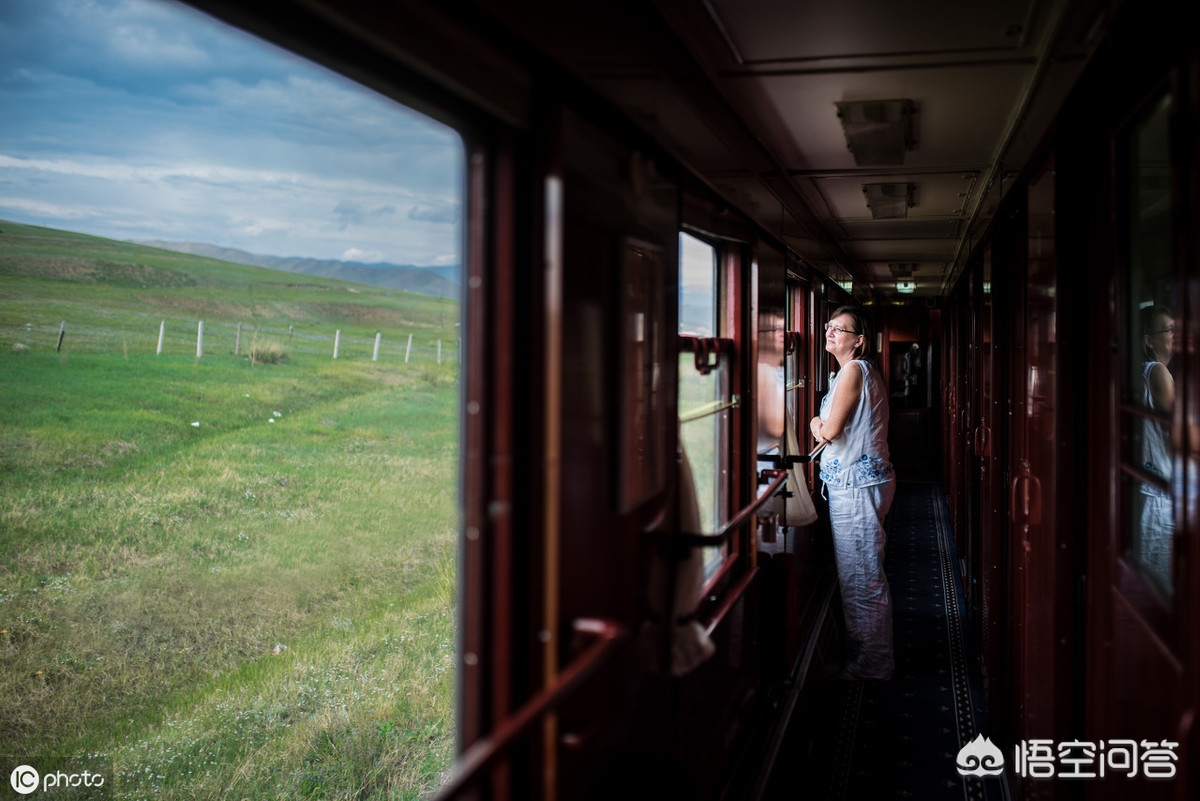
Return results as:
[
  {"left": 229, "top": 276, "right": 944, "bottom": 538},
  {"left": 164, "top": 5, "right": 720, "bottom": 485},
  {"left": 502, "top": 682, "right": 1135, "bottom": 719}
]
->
[{"left": 0, "top": 221, "right": 459, "bottom": 799}]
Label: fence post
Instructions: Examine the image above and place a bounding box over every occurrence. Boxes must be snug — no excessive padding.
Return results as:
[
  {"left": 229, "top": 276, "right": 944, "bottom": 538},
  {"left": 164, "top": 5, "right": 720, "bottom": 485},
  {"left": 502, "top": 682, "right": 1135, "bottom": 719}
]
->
[
  {"left": 56, "top": 321, "right": 65, "bottom": 352},
  {"left": 196, "top": 321, "right": 204, "bottom": 359},
  {"left": 405, "top": 333, "right": 413, "bottom": 363},
  {"left": 437, "top": 339, "right": 442, "bottom": 364},
  {"left": 373, "top": 332, "right": 381, "bottom": 362},
  {"left": 235, "top": 322, "right": 242, "bottom": 356},
  {"left": 157, "top": 321, "right": 165, "bottom": 355},
  {"left": 288, "top": 325, "right": 294, "bottom": 349},
  {"left": 333, "top": 330, "right": 341, "bottom": 360}
]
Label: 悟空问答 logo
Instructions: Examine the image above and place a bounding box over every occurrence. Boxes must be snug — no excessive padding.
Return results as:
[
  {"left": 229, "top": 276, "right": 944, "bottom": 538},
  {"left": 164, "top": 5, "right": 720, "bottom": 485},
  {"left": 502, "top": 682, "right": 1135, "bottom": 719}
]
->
[{"left": 957, "top": 734, "right": 1006, "bottom": 777}]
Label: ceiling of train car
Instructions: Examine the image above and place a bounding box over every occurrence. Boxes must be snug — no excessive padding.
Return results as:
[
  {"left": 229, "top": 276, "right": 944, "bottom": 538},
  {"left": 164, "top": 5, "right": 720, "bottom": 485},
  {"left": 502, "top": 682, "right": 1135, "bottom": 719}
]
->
[{"left": 479, "top": 0, "right": 1110, "bottom": 304}]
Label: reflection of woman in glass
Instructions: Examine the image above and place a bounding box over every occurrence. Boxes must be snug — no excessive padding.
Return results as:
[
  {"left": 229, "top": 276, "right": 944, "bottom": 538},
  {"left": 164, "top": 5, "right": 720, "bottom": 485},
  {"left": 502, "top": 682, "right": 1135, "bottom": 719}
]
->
[
  {"left": 901, "top": 343, "right": 923, "bottom": 407},
  {"left": 1138, "top": 304, "right": 1175, "bottom": 592},
  {"left": 809, "top": 305, "right": 895, "bottom": 679},
  {"left": 757, "top": 311, "right": 786, "bottom": 455}
]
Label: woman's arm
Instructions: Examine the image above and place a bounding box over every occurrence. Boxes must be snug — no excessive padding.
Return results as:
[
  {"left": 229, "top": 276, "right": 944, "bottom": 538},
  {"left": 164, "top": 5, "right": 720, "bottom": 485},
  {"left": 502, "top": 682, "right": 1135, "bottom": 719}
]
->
[
  {"left": 1148, "top": 361, "right": 1175, "bottom": 414},
  {"left": 809, "top": 363, "right": 862, "bottom": 443},
  {"left": 757, "top": 364, "right": 784, "bottom": 442}
]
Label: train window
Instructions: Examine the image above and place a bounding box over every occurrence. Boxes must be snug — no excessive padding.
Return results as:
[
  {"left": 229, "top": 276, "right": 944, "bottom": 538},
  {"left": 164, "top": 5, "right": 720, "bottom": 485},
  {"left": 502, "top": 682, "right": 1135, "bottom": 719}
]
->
[
  {"left": 817, "top": 296, "right": 840, "bottom": 391},
  {"left": 679, "top": 232, "right": 717, "bottom": 338},
  {"left": 757, "top": 246, "right": 787, "bottom": 459},
  {"left": 678, "top": 232, "right": 731, "bottom": 574},
  {"left": 782, "top": 280, "right": 819, "bottom": 503},
  {"left": 0, "top": 1, "right": 462, "bottom": 796},
  {"left": 1121, "top": 91, "right": 1177, "bottom": 599},
  {"left": 785, "top": 280, "right": 808, "bottom": 425}
]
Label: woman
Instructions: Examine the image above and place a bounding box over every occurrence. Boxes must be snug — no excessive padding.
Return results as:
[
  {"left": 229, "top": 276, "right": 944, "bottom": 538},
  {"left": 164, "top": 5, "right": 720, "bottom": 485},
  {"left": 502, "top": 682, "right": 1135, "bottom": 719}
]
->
[
  {"left": 809, "top": 305, "right": 895, "bottom": 680},
  {"left": 1138, "top": 304, "right": 1175, "bottom": 593}
]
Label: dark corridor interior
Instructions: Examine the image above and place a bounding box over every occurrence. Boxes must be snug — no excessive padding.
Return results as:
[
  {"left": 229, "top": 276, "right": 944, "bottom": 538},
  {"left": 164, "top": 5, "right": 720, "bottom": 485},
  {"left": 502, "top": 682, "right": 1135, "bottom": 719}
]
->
[
  {"left": 762, "top": 482, "right": 1003, "bottom": 801},
  {"left": 890, "top": 407, "right": 940, "bottom": 484}
]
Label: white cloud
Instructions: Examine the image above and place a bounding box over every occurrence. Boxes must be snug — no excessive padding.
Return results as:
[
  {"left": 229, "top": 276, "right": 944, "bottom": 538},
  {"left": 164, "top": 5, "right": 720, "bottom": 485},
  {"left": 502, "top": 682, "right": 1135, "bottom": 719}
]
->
[
  {"left": 334, "top": 200, "right": 397, "bottom": 230},
  {"left": 407, "top": 203, "right": 459, "bottom": 224},
  {"left": 0, "top": 0, "right": 463, "bottom": 267},
  {"left": 342, "top": 248, "right": 383, "bottom": 263},
  {"left": 679, "top": 231, "right": 716, "bottom": 288},
  {"left": 107, "top": 20, "right": 210, "bottom": 67},
  {"left": 0, "top": 195, "right": 96, "bottom": 220}
]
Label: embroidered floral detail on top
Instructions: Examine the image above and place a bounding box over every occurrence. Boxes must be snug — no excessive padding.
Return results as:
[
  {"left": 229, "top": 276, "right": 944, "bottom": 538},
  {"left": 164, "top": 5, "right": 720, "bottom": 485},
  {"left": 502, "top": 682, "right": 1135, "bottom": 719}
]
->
[
  {"left": 819, "top": 457, "right": 842, "bottom": 484},
  {"left": 856, "top": 454, "right": 894, "bottom": 483},
  {"left": 819, "top": 454, "right": 894, "bottom": 487}
]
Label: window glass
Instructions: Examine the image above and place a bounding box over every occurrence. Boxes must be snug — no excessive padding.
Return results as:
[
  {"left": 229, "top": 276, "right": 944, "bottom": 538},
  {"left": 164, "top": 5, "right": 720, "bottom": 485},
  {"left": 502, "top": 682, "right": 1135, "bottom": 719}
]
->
[
  {"left": 756, "top": 245, "right": 786, "bottom": 458},
  {"left": 1124, "top": 92, "right": 1176, "bottom": 597},
  {"left": 679, "top": 233, "right": 716, "bottom": 338},
  {"left": 678, "top": 232, "right": 728, "bottom": 574},
  {"left": 0, "top": 1, "right": 462, "bottom": 795},
  {"left": 785, "top": 281, "right": 807, "bottom": 425}
]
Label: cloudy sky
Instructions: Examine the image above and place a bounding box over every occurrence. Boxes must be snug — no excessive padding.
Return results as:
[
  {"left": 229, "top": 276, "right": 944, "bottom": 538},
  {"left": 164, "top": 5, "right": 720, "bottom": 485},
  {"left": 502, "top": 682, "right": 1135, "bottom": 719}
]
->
[{"left": 0, "top": 0, "right": 462, "bottom": 267}]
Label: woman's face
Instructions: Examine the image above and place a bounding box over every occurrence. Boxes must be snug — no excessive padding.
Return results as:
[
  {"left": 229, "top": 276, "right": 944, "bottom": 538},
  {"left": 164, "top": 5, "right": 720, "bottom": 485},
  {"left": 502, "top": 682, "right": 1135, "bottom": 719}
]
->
[
  {"left": 1146, "top": 313, "right": 1176, "bottom": 361},
  {"left": 825, "top": 313, "right": 862, "bottom": 360}
]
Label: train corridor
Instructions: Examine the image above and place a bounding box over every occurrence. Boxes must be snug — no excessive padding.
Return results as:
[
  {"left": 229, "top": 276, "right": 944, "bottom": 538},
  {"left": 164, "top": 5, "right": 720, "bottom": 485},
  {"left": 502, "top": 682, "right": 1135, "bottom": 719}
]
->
[{"left": 762, "top": 481, "right": 1009, "bottom": 801}]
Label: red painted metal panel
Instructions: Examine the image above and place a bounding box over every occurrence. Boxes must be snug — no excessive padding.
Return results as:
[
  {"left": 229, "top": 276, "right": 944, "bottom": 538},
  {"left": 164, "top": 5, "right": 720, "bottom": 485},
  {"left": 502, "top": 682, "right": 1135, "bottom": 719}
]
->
[{"left": 1019, "top": 166, "right": 1063, "bottom": 751}]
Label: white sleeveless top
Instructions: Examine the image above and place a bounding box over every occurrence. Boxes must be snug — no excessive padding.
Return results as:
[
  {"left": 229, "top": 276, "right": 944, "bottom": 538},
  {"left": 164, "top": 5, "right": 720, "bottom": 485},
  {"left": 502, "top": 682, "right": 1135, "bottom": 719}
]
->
[
  {"left": 1140, "top": 360, "right": 1171, "bottom": 497},
  {"left": 818, "top": 359, "right": 894, "bottom": 488}
]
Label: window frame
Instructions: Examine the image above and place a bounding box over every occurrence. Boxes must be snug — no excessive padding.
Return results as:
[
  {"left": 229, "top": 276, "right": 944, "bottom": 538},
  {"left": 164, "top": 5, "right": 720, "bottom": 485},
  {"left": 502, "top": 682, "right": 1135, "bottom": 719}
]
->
[
  {"left": 677, "top": 231, "right": 738, "bottom": 581},
  {"left": 1114, "top": 80, "right": 1185, "bottom": 643}
]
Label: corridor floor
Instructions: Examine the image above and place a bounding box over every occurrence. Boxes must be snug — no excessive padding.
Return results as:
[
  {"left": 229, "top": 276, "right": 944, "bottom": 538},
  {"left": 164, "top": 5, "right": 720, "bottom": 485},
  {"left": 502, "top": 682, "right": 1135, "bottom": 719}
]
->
[{"left": 762, "top": 481, "right": 1011, "bottom": 801}]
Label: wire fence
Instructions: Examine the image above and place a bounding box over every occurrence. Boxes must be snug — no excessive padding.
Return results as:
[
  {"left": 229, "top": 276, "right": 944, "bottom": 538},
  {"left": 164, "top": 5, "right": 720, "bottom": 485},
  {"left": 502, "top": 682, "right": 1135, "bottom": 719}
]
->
[{"left": 3, "top": 316, "right": 461, "bottom": 365}]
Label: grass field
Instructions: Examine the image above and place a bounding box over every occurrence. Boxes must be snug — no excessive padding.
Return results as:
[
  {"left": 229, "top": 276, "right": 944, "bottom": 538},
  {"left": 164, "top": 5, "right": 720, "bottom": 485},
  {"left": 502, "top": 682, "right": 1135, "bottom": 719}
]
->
[{"left": 0, "top": 221, "right": 460, "bottom": 799}]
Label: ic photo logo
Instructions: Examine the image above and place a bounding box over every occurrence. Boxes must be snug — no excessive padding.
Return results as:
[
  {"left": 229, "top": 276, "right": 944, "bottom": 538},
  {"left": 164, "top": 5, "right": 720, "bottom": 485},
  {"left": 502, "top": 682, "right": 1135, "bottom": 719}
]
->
[
  {"left": 10, "top": 765, "right": 39, "bottom": 795},
  {"left": 5, "top": 759, "right": 110, "bottom": 798}
]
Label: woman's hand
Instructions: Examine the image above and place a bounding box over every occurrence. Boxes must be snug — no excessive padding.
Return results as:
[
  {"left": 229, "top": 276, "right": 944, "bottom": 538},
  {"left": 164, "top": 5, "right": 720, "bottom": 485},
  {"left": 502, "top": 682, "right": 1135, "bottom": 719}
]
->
[{"left": 809, "top": 416, "right": 824, "bottom": 443}]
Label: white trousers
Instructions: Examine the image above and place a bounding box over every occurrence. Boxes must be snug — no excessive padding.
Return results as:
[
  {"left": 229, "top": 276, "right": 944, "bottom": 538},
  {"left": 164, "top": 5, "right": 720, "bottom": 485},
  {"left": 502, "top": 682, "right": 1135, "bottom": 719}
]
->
[
  {"left": 1136, "top": 490, "right": 1173, "bottom": 593},
  {"left": 827, "top": 480, "right": 895, "bottom": 679}
]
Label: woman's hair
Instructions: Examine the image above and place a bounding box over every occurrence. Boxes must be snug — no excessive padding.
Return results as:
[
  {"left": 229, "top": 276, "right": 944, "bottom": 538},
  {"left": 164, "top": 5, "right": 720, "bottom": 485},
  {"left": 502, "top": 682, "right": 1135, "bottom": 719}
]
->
[{"left": 831, "top": 304, "right": 875, "bottom": 361}]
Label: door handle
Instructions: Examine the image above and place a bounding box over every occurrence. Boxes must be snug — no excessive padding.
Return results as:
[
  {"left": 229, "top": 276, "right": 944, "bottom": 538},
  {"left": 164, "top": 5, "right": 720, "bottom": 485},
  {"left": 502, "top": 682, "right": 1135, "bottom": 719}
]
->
[
  {"left": 974, "top": 424, "right": 991, "bottom": 457},
  {"left": 1008, "top": 459, "right": 1042, "bottom": 527}
]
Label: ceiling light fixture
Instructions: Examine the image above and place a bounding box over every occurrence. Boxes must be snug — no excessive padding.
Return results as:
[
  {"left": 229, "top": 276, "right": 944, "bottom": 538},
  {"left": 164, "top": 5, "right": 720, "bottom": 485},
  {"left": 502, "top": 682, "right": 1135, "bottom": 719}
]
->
[
  {"left": 863, "top": 183, "right": 915, "bottom": 219},
  {"left": 835, "top": 99, "right": 915, "bottom": 166},
  {"left": 896, "top": 281, "right": 916, "bottom": 294}
]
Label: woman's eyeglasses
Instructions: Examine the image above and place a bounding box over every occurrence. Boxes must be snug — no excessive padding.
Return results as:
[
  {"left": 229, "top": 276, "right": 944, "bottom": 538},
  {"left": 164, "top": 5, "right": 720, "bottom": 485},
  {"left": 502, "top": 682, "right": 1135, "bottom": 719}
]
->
[{"left": 824, "top": 322, "right": 860, "bottom": 336}]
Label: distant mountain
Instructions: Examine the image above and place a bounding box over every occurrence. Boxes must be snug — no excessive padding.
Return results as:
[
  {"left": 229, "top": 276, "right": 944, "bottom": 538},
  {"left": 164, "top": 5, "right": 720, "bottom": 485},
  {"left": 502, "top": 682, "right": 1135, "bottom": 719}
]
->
[
  {"left": 679, "top": 287, "right": 716, "bottom": 336},
  {"left": 415, "top": 264, "right": 463, "bottom": 285},
  {"left": 137, "top": 240, "right": 460, "bottom": 299}
]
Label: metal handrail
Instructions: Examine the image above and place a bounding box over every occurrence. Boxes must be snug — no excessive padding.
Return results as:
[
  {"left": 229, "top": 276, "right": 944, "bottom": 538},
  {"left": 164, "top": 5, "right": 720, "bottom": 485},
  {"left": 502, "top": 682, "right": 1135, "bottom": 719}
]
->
[
  {"left": 431, "top": 618, "right": 624, "bottom": 800},
  {"left": 702, "top": 566, "right": 760, "bottom": 637},
  {"left": 679, "top": 396, "right": 740, "bottom": 424},
  {"left": 646, "top": 468, "right": 788, "bottom": 550}
]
